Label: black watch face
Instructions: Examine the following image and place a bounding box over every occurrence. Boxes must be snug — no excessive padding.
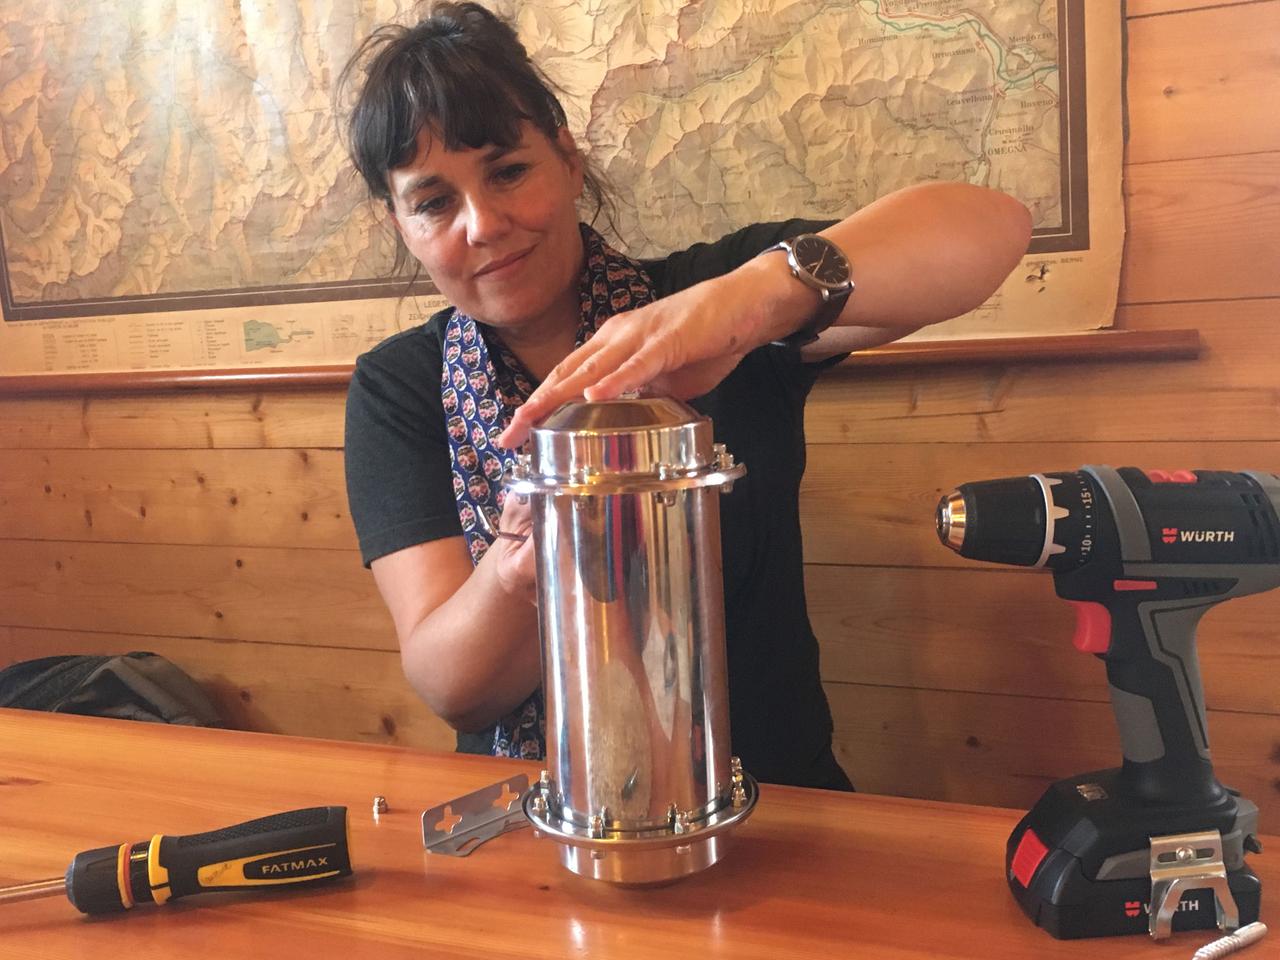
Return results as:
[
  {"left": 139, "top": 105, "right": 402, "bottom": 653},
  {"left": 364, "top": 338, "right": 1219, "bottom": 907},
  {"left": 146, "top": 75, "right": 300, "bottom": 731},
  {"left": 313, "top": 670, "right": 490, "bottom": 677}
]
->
[{"left": 792, "top": 235, "right": 850, "bottom": 288}]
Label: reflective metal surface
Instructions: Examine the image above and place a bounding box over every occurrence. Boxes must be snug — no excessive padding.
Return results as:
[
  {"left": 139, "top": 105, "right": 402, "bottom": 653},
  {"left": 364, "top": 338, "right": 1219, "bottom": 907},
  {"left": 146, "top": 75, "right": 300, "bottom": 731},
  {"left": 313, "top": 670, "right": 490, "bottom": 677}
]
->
[
  {"left": 524, "top": 764, "right": 758, "bottom": 885},
  {"left": 511, "top": 397, "right": 756, "bottom": 884},
  {"left": 936, "top": 489, "right": 967, "bottom": 551}
]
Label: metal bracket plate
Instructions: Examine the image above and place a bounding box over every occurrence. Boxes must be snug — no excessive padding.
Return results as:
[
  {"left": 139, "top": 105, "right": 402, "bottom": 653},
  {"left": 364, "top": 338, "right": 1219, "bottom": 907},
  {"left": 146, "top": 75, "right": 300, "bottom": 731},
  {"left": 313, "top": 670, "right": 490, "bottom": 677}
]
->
[
  {"left": 1148, "top": 829, "right": 1240, "bottom": 940},
  {"left": 422, "top": 774, "right": 530, "bottom": 857}
]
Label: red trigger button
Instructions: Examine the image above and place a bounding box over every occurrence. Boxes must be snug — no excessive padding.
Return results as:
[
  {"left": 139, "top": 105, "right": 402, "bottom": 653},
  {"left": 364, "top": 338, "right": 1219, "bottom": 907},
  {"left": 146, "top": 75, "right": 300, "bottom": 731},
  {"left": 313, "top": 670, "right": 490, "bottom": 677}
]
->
[{"left": 1068, "top": 601, "right": 1111, "bottom": 654}]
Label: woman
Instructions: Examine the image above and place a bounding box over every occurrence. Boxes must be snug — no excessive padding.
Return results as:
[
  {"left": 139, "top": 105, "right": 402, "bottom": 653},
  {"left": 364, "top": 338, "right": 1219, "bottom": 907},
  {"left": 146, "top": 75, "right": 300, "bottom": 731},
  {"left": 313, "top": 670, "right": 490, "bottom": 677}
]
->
[{"left": 342, "top": 2, "right": 1031, "bottom": 789}]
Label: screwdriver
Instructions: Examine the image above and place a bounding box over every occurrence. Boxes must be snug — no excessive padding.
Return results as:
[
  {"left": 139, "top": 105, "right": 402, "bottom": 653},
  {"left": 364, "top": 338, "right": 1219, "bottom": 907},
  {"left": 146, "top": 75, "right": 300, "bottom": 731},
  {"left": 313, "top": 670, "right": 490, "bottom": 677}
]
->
[{"left": 0, "top": 806, "right": 352, "bottom": 915}]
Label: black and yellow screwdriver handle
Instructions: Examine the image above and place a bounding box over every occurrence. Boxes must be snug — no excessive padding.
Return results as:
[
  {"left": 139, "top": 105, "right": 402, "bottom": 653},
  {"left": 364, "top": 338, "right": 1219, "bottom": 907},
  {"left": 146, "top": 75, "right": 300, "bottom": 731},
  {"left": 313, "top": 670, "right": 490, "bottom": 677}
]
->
[{"left": 64, "top": 806, "right": 352, "bottom": 915}]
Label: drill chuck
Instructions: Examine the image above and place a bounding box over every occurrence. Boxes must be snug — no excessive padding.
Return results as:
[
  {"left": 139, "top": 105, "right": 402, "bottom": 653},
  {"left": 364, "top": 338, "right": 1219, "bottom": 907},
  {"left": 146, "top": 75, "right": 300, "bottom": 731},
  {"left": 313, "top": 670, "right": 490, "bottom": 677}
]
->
[
  {"left": 936, "top": 472, "right": 1096, "bottom": 571},
  {"left": 935, "top": 491, "right": 966, "bottom": 551}
]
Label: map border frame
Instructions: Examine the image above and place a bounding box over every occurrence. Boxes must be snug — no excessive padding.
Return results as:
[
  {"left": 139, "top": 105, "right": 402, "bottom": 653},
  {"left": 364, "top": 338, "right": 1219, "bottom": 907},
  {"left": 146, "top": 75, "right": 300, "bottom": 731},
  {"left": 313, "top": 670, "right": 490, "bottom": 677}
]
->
[{"left": 1, "top": 0, "right": 1087, "bottom": 323}]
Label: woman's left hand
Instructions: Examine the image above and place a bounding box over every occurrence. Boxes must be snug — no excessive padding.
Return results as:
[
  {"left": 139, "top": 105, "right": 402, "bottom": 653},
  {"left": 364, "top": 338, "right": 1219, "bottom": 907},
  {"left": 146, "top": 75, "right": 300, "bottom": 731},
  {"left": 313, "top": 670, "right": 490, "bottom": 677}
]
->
[{"left": 498, "top": 270, "right": 770, "bottom": 448}]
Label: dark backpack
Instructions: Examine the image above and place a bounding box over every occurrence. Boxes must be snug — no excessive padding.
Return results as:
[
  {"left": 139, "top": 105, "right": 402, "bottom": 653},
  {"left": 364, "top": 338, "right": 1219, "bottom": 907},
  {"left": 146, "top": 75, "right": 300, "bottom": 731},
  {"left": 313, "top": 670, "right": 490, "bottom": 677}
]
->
[{"left": 0, "top": 652, "right": 223, "bottom": 727}]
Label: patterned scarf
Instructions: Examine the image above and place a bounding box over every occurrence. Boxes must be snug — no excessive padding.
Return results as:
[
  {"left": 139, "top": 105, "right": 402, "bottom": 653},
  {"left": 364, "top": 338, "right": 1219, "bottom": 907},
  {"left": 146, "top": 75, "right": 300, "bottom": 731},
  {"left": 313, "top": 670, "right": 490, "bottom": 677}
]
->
[{"left": 441, "top": 223, "right": 658, "bottom": 759}]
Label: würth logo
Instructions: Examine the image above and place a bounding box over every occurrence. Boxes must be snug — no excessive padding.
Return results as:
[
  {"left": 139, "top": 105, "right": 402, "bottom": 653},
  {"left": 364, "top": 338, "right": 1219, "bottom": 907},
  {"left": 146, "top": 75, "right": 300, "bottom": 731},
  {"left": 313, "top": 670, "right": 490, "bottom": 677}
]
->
[
  {"left": 1123, "top": 898, "right": 1201, "bottom": 918},
  {"left": 1178, "top": 530, "right": 1235, "bottom": 543},
  {"left": 1162, "top": 527, "right": 1178, "bottom": 544}
]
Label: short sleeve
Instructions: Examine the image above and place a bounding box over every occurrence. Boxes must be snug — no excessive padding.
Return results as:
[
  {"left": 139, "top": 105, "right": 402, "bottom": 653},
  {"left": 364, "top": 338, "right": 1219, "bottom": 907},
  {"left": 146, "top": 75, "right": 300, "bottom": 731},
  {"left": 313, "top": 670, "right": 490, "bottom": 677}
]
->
[{"left": 344, "top": 322, "right": 463, "bottom": 567}]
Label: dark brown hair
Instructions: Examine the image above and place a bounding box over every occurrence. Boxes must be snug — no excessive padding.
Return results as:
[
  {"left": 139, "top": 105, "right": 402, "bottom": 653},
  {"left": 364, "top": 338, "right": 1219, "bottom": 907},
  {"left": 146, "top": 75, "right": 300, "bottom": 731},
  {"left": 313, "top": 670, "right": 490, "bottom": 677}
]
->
[{"left": 339, "top": 2, "right": 612, "bottom": 272}]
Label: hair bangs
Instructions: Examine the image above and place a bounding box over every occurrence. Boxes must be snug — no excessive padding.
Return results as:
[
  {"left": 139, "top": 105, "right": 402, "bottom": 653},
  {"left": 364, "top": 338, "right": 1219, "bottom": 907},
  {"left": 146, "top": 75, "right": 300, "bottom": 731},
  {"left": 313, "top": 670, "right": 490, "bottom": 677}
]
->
[{"left": 408, "top": 43, "right": 536, "bottom": 156}]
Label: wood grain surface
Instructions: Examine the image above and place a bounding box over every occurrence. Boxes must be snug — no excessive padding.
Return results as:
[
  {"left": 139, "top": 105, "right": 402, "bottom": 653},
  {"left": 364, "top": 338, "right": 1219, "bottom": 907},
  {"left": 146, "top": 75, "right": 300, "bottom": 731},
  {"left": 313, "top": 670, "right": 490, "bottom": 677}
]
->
[
  {"left": 1126, "top": 2, "right": 1280, "bottom": 164},
  {"left": 1, "top": 710, "right": 1272, "bottom": 960}
]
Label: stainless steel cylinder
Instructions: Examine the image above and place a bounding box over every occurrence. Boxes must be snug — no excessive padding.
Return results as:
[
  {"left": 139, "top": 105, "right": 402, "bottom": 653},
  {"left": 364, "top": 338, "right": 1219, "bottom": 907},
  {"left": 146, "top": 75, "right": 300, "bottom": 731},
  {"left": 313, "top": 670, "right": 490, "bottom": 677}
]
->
[{"left": 509, "top": 397, "right": 758, "bottom": 884}]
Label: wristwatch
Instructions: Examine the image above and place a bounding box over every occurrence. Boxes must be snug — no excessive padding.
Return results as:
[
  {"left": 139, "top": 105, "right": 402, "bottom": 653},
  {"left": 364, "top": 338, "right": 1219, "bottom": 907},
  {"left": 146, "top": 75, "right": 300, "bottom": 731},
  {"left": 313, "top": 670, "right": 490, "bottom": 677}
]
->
[{"left": 762, "top": 233, "right": 854, "bottom": 347}]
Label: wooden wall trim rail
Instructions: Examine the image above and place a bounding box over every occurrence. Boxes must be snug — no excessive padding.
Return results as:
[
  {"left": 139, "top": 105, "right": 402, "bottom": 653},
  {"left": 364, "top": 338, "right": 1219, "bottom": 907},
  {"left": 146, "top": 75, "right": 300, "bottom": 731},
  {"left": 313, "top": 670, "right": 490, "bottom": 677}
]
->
[
  {"left": 835, "top": 328, "right": 1201, "bottom": 367},
  {"left": 0, "top": 365, "right": 355, "bottom": 396},
  {"left": 0, "top": 329, "right": 1202, "bottom": 396}
]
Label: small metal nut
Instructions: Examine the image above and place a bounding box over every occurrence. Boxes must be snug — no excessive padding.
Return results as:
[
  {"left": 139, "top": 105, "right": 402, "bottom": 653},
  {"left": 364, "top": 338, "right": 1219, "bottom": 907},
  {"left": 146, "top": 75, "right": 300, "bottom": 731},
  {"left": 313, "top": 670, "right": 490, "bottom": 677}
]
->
[{"left": 372, "top": 796, "right": 388, "bottom": 818}]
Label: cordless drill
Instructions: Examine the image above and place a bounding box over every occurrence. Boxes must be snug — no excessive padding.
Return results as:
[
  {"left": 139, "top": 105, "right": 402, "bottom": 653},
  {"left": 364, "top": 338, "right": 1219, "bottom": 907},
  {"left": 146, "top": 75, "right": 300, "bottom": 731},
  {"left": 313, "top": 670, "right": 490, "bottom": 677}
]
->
[{"left": 936, "top": 466, "right": 1280, "bottom": 939}]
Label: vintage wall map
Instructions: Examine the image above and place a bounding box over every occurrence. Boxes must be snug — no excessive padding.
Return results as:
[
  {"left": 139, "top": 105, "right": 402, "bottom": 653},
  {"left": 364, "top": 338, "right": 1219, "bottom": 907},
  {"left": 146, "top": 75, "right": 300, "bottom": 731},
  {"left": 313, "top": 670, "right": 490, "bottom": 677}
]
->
[{"left": 0, "top": 0, "right": 1122, "bottom": 376}]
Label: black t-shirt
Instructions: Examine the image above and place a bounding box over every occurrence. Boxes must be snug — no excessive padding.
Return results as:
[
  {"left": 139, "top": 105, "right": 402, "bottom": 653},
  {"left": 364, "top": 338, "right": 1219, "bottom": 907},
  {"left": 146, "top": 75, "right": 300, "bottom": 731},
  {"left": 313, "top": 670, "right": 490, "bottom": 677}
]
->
[{"left": 344, "top": 220, "right": 845, "bottom": 787}]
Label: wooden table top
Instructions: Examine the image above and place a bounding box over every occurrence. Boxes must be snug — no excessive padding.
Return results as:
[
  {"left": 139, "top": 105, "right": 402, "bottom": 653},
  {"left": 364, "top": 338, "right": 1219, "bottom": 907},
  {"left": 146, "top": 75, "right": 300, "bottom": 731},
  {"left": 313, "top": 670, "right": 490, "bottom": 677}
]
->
[{"left": 0, "top": 710, "right": 1272, "bottom": 959}]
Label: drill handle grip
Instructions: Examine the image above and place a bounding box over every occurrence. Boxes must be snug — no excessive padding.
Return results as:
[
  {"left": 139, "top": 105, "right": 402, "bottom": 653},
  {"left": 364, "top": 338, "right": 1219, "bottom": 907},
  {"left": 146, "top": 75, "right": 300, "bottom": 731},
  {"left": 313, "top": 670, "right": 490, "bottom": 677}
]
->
[{"left": 1103, "top": 600, "right": 1222, "bottom": 805}]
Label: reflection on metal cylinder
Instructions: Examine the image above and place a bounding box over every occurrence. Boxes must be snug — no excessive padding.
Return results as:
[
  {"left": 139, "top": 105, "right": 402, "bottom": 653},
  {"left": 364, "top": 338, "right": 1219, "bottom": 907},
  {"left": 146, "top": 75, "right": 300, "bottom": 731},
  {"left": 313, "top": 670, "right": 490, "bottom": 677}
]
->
[{"left": 511, "top": 397, "right": 758, "bottom": 884}]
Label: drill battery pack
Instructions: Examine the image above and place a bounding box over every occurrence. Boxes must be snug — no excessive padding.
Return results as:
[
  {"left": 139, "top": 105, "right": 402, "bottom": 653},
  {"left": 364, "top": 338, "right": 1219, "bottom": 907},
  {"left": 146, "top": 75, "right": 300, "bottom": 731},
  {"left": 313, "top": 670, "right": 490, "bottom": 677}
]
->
[{"left": 1005, "top": 769, "right": 1262, "bottom": 939}]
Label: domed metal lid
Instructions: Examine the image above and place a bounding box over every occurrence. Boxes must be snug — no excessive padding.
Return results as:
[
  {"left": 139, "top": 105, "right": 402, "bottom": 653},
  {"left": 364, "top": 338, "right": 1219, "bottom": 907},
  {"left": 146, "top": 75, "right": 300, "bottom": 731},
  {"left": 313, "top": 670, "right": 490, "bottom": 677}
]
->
[
  {"left": 507, "top": 396, "right": 744, "bottom": 496},
  {"left": 535, "top": 396, "right": 702, "bottom": 434},
  {"left": 528, "top": 396, "right": 707, "bottom": 478}
]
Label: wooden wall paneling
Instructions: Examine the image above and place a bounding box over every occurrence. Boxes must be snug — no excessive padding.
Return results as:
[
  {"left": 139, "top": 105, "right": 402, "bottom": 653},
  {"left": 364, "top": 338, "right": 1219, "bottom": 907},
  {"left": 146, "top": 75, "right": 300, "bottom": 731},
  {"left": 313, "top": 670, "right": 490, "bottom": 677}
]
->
[
  {"left": 1127, "top": 0, "right": 1262, "bottom": 20},
  {"left": 826, "top": 683, "right": 1280, "bottom": 822},
  {"left": 0, "top": 540, "right": 394, "bottom": 650},
  {"left": 1125, "top": 1, "right": 1280, "bottom": 164},
  {"left": 0, "top": 448, "right": 357, "bottom": 549},
  {"left": 0, "top": 390, "right": 346, "bottom": 450},
  {"left": 1120, "top": 151, "right": 1280, "bottom": 304},
  {"left": 799, "top": 440, "right": 1280, "bottom": 567},
  {"left": 807, "top": 565, "right": 1280, "bottom": 715},
  {"left": 805, "top": 299, "right": 1280, "bottom": 444},
  {"left": 0, "top": 626, "right": 456, "bottom": 753}
]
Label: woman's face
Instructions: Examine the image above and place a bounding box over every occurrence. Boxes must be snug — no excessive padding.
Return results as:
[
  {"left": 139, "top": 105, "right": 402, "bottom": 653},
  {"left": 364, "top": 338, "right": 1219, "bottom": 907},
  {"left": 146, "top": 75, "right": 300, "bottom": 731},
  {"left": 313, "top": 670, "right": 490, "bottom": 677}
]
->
[{"left": 387, "top": 121, "right": 585, "bottom": 335}]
